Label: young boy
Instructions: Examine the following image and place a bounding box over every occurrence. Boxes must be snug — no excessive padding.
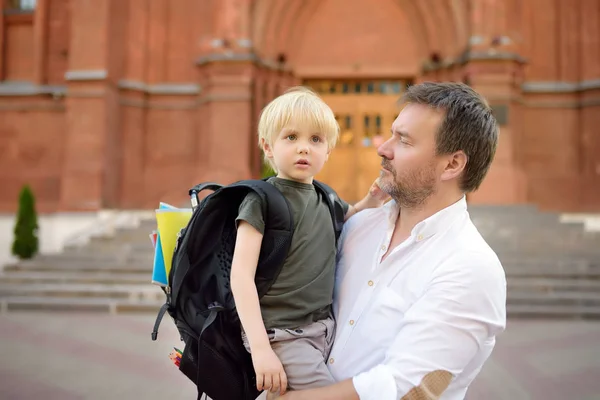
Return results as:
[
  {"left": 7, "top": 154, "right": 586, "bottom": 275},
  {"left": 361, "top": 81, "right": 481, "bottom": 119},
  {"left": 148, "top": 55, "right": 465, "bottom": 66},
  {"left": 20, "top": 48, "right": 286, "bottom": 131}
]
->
[{"left": 230, "top": 87, "right": 388, "bottom": 398}]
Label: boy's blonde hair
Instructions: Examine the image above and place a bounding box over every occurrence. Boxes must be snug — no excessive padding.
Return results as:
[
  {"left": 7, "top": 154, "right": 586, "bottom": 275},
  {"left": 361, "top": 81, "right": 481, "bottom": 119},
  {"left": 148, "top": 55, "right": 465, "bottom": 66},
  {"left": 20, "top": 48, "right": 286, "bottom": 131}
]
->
[{"left": 258, "top": 86, "right": 339, "bottom": 169}]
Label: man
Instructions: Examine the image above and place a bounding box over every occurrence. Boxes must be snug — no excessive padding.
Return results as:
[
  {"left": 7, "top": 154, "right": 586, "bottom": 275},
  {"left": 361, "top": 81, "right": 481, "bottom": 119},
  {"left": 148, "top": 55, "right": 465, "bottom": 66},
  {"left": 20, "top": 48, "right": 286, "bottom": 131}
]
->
[{"left": 280, "top": 82, "right": 507, "bottom": 400}]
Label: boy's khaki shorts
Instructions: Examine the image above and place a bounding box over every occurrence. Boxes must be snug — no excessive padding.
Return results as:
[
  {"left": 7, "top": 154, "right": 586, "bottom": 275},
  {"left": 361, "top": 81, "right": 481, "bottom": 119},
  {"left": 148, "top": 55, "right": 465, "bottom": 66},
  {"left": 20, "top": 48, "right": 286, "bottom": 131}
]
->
[{"left": 242, "top": 317, "right": 337, "bottom": 395}]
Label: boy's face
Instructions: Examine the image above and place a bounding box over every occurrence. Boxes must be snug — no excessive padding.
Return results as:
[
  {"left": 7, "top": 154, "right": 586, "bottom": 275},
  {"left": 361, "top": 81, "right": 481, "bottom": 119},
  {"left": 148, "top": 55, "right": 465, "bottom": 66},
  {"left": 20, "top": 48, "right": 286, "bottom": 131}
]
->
[{"left": 263, "top": 124, "right": 330, "bottom": 184}]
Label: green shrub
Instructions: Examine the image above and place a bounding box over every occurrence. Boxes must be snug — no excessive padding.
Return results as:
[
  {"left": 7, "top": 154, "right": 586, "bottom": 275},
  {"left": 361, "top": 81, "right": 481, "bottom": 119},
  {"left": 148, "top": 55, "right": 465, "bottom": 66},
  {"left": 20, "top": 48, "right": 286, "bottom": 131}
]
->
[
  {"left": 261, "top": 162, "right": 275, "bottom": 179},
  {"left": 12, "top": 185, "right": 39, "bottom": 259}
]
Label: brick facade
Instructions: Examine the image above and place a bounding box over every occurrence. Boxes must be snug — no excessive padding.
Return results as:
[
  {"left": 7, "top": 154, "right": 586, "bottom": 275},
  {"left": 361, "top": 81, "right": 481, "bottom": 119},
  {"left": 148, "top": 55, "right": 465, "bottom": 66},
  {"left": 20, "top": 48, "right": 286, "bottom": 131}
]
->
[{"left": 0, "top": 0, "right": 599, "bottom": 213}]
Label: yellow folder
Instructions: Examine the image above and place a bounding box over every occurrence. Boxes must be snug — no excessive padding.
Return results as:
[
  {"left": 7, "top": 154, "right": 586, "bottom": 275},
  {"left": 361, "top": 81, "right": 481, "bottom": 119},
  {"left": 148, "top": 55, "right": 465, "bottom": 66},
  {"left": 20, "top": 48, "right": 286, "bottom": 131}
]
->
[{"left": 155, "top": 208, "right": 193, "bottom": 282}]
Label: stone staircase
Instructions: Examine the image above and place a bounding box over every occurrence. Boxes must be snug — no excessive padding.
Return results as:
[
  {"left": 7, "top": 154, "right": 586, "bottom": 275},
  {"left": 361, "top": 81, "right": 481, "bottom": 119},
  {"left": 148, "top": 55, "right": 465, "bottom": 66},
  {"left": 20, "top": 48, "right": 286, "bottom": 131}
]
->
[
  {"left": 469, "top": 205, "right": 600, "bottom": 319},
  {"left": 0, "top": 219, "right": 163, "bottom": 313},
  {"left": 1, "top": 206, "right": 599, "bottom": 318}
]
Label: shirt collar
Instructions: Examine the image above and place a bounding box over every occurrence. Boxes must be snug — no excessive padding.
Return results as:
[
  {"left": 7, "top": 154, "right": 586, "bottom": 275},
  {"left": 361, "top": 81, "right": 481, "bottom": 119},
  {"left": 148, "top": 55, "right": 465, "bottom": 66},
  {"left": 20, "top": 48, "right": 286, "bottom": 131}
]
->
[{"left": 385, "top": 196, "right": 468, "bottom": 241}]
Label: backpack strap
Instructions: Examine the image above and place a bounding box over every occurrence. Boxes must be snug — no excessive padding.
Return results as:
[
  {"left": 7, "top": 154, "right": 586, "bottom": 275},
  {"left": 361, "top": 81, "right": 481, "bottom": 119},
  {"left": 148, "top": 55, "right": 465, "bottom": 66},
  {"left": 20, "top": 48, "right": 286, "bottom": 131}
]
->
[
  {"left": 313, "top": 180, "right": 345, "bottom": 245},
  {"left": 189, "top": 182, "right": 224, "bottom": 210},
  {"left": 228, "top": 179, "right": 294, "bottom": 298}
]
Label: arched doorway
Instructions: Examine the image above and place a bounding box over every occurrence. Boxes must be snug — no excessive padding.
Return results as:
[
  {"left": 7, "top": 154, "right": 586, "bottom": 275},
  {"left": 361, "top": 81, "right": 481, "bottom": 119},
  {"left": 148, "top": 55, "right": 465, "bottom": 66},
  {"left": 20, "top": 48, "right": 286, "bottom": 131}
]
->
[{"left": 252, "top": 0, "right": 467, "bottom": 202}]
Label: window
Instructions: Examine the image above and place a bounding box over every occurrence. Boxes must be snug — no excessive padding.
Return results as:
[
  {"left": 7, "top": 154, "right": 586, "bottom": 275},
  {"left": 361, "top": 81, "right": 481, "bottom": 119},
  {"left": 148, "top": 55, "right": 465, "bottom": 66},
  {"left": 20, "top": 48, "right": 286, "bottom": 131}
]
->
[
  {"left": 5, "top": 0, "right": 36, "bottom": 10},
  {"left": 304, "top": 79, "right": 411, "bottom": 96}
]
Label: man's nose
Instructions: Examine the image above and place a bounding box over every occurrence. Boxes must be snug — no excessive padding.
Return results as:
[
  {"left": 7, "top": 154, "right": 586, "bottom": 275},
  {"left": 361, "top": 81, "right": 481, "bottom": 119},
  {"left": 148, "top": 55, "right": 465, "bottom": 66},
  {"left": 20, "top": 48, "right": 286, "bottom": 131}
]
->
[{"left": 377, "top": 137, "right": 393, "bottom": 159}]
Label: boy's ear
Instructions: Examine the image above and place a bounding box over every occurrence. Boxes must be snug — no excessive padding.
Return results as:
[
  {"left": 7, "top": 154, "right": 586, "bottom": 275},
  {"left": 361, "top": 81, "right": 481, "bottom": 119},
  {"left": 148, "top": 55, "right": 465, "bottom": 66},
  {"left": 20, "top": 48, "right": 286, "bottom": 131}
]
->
[{"left": 261, "top": 138, "right": 273, "bottom": 159}]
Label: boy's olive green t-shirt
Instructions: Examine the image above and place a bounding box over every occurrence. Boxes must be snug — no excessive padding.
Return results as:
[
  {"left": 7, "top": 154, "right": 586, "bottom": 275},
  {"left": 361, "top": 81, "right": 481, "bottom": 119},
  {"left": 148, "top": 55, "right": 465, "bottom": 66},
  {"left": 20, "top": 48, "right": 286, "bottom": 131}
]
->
[{"left": 235, "top": 177, "right": 349, "bottom": 330}]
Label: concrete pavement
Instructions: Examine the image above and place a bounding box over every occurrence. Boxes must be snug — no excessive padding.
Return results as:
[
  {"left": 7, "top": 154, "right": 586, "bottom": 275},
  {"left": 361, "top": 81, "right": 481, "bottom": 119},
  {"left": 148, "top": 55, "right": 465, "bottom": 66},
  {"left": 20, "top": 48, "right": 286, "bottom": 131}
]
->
[{"left": 1, "top": 313, "right": 599, "bottom": 399}]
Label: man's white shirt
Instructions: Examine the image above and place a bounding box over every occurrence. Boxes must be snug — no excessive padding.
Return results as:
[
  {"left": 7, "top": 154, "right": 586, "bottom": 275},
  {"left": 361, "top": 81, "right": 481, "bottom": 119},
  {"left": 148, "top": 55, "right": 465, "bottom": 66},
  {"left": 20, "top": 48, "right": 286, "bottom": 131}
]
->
[{"left": 328, "top": 197, "right": 506, "bottom": 400}]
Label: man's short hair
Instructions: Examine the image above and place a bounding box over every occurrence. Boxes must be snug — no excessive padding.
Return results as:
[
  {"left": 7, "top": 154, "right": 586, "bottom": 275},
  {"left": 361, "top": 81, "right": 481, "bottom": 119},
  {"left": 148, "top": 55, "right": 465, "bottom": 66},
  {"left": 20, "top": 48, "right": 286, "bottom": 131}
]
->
[
  {"left": 401, "top": 82, "right": 499, "bottom": 192},
  {"left": 258, "top": 86, "right": 339, "bottom": 170}
]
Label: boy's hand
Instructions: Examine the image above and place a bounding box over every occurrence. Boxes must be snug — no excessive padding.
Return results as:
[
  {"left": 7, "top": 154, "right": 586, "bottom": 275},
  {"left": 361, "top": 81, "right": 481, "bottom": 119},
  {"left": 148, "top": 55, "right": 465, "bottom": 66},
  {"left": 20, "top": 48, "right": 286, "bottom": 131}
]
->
[
  {"left": 251, "top": 346, "right": 288, "bottom": 396},
  {"left": 344, "top": 178, "right": 390, "bottom": 221},
  {"left": 362, "top": 178, "right": 390, "bottom": 209}
]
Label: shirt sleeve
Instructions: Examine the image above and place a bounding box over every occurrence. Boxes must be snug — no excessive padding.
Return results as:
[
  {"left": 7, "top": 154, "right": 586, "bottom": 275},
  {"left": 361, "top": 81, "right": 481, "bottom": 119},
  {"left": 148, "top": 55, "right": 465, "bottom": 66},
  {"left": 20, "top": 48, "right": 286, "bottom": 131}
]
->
[
  {"left": 352, "top": 253, "right": 507, "bottom": 400},
  {"left": 236, "top": 192, "right": 265, "bottom": 235}
]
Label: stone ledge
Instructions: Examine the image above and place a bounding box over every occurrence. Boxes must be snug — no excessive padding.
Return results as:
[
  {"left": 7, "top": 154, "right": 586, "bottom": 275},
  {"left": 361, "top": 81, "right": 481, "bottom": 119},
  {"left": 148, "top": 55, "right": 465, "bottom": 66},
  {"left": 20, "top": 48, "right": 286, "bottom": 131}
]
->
[
  {"left": 0, "top": 81, "right": 66, "bottom": 96},
  {"left": 118, "top": 80, "right": 201, "bottom": 95},
  {"left": 522, "top": 79, "right": 600, "bottom": 93},
  {"left": 64, "top": 69, "right": 108, "bottom": 81}
]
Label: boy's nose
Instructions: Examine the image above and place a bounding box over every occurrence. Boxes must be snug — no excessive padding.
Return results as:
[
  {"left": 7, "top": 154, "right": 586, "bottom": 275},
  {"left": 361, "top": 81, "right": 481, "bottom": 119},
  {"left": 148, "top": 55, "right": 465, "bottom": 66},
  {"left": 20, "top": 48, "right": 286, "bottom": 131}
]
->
[{"left": 297, "top": 144, "right": 309, "bottom": 154}]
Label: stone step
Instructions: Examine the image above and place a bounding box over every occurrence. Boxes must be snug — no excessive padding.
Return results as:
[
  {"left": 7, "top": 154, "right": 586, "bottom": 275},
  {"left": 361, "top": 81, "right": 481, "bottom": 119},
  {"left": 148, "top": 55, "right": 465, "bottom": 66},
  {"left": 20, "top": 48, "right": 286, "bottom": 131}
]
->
[
  {"left": 474, "top": 221, "right": 585, "bottom": 234},
  {"left": 501, "top": 258, "right": 600, "bottom": 269},
  {"left": 507, "top": 290, "right": 600, "bottom": 306},
  {"left": 504, "top": 268, "right": 600, "bottom": 278},
  {"left": 486, "top": 236, "right": 600, "bottom": 246},
  {"left": 485, "top": 234, "right": 600, "bottom": 244},
  {"left": 64, "top": 242, "right": 155, "bottom": 253},
  {"left": 33, "top": 252, "right": 154, "bottom": 264},
  {"left": 469, "top": 206, "right": 556, "bottom": 218},
  {"left": 507, "top": 277, "right": 600, "bottom": 291},
  {"left": 3, "top": 261, "right": 151, "bottom": 274},
  {"left": 87, "top": 233, "right": 157, "bottom": 246},
  {"left": 471, "top": 213, "right": 576, "bottom": 225},
  {"left": 491, "top": 246, "right": 600, "bottom": 253},
  {"left": 506, "top": 303, "right": 600, "bottom": 319},
  {"left": 0, "top": 270, "right": 150, "bottom": 285},
  {"left": 0, "top": 283, "right": 164, "bottom": 301},
  {"left": 0, "top": 296, "right": 164, "bottom": 314}
]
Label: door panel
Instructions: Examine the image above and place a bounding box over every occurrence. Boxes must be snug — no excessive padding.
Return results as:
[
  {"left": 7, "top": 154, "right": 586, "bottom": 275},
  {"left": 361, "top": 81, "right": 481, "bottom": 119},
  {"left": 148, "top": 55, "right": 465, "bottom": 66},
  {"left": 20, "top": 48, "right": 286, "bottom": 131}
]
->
[{"left": 305, "top": 79, "right": 410, "bottom": 203}]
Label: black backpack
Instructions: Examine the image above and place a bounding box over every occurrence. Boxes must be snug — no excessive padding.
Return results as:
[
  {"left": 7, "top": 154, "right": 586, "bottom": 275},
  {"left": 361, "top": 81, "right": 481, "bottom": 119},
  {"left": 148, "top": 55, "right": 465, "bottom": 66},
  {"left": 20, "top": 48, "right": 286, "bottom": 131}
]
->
[{"left": 151, "top": 178, "right": 345, "bottom": 400}]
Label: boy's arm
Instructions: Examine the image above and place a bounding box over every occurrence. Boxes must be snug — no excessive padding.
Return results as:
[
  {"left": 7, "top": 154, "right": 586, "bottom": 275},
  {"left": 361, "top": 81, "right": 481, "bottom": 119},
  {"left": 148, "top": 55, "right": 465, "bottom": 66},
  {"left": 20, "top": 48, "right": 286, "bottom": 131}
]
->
[
  {"left": 230, "top": 220, "right": 288, "bottom": 394},
  {"left": 344, "top": 178, "right": 390, "bottom": 221},
  {"left": 230, "top": 221, "right": 270, "bottom": 353}
]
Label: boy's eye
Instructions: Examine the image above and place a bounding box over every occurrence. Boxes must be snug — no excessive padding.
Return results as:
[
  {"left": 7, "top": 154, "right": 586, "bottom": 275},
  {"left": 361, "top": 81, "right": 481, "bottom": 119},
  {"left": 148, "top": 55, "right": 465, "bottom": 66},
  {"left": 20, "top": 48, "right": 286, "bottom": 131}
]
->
[
  {"left": 286, "top": 134, "right": 296, "bottom": 140},
  {"left": 311, "top": 136, "right": 321, "bottom": 143}
]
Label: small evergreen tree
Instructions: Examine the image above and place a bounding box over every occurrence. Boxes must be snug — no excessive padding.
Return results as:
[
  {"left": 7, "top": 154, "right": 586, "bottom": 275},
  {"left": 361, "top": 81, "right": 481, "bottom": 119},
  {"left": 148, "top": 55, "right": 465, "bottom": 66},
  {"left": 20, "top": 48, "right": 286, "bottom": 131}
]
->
[{"left": 12, "top": 185, "right": 39, "bottom": 259}]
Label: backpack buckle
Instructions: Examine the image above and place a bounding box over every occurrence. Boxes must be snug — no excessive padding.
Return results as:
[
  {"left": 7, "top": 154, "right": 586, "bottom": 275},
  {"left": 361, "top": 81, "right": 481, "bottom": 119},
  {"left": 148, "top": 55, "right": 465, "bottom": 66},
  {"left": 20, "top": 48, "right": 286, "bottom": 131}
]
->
[{"left": 207, "top": 302, "right": 225, "bottom": 312}]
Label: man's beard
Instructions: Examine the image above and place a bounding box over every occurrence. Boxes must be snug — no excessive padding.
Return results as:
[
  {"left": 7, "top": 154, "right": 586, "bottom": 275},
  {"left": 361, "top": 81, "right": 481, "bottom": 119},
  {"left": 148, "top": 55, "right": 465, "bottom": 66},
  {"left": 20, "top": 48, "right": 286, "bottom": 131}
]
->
[{"left": 380, "top": 158, "right": 437, "bottom": 209}]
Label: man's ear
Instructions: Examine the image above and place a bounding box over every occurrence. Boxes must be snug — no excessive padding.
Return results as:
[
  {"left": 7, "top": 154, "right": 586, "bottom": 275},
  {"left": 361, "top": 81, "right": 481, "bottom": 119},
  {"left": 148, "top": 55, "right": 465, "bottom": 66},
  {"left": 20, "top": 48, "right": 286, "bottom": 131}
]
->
[{"left": 440, "top": 151, "right": 467, "bottom": 182}]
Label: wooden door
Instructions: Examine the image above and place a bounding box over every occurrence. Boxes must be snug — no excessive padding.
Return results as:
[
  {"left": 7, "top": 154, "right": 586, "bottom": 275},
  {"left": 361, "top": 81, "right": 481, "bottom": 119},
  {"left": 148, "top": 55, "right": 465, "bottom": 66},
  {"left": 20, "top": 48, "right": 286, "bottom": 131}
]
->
[{"left": 304, "top": 79, "right": 410, "bottom": 203}]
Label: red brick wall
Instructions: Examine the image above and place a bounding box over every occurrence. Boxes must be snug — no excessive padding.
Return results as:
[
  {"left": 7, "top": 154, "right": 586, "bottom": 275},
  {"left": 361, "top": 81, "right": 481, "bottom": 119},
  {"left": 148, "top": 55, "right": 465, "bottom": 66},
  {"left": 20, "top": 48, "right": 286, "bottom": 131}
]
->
[
  {"left": 4, "top": 14, "right": 34, "bottom": 81},
  {"left": 0, "top": 100, "right": 66, "bottom": 213},
  {"left": 0, "top": 0, "right": 598, "bottom": 212},
  {"left": 46, "top": 0, "right": 69, "bottom": 84}
]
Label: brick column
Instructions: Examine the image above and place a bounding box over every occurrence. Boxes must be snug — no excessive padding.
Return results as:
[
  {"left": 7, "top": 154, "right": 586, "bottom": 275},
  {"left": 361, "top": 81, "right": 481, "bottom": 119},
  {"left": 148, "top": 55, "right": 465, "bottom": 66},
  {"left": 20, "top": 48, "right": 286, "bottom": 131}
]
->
[
  {"left": 59, "top": 0, "right": 123, "bottom": 210},
  {"left": 461, "top": 51, "right": 528, "bottom": 205},
  {"left": 251, "top": 67, "right": 266, "bottom": 177},
  {"left": 196, "top": 54, "right": 254, "bottom": 185},
  {"left": 579, "top": 0, "right": 600, "bottom": 210},
  {"left": 0, "top": 0, "right": 5, "bottom": 80},
  {"left": 32, "top": 0, "right": 49, "bottom": 84}
]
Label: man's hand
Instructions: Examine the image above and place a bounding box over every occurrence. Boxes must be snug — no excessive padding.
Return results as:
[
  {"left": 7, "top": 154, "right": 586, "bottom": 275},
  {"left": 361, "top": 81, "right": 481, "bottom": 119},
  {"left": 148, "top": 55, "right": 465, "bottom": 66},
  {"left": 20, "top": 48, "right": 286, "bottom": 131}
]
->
[
  {"left": 251, "top": 345, "right": 288, "bottom": 396},
  {"left": 278, "top": 379, "right": 360, "bottom": 400}
]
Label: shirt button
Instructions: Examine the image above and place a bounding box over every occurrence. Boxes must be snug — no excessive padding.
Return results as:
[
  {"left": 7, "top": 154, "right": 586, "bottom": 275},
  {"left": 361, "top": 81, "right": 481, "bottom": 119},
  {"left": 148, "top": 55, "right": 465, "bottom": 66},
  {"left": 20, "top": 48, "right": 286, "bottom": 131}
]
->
[
  {"left": 368, "top": 280, "right": 374, "bottom": 286},
  {"left": 329, "top": 358, "right": 335, "bottom": 364},
  {"left": 417, "top": 234, "right": 424, "bottom": 241},
  {"left": 349, "top": 320, "right": 354, "bottom": 325},
  {"left": 380, "top": 244, "right": 387, "bottom": 251}
]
